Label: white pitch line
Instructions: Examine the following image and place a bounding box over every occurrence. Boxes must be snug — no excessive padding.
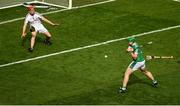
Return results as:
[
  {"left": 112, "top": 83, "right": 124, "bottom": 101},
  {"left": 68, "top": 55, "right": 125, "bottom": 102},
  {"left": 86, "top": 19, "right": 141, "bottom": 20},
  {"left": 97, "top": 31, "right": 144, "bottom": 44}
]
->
[
  {"left": 173, "top": 0, "right": 180, "bottom": 2},
  {"left": 0, "top": 0, "right": 116, "bottom": 25},
  {"left": 0, "top": 24, "right": 180, "bottom": 68}
]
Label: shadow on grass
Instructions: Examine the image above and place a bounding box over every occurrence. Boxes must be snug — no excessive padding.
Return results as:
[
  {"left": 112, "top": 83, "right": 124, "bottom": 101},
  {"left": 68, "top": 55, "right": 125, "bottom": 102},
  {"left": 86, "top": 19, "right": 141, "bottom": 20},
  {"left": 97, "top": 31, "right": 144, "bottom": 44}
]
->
[
  {"left": 177, "top": 60, "right": 180, "bottom": 64},
  {"left": 44, "top": 75, "right": 153, "bottom": 105},
  {"left": 44, "top": 84, "right": 127, "bottom": 105},
  {"left": 21, "top": 33, "right": 46, "bottom": 47},
  {"left": 128, "top": 74, "right": 152, "bottom": 87}
]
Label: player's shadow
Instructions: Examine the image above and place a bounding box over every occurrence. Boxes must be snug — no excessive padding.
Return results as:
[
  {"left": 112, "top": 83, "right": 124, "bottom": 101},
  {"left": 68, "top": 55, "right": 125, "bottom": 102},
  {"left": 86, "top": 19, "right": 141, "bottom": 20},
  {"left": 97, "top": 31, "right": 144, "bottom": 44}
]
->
[
  {"left": 21, "top": 34, "right": 30, "bottom": 47},
  {"left": 21, "top": 33, "right": 45, "bottom": 47},
  {"left": 128, "top": 74, "right": 152, "bottom": 87},
  {"left": 177, "top": 60, "right": 180, "bottom": 64},
  {"left": 36, "top": 36, "right": 45, "bottom": 43}
]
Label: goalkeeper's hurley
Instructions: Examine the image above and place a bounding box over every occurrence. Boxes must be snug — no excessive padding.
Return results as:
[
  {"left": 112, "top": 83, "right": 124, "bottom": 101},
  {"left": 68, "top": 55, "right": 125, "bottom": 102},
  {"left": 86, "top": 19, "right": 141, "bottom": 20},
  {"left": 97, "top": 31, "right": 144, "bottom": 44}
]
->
[{"left": 119, "top": 37, "right": 158, "bottom": 93}]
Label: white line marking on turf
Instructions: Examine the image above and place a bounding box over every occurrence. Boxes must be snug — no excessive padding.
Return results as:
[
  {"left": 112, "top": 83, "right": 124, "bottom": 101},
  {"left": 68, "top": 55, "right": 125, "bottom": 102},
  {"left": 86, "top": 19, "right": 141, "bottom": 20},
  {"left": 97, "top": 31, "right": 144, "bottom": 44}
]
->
[
  {"left": 0, "top": 17, "right": 24, "bottom": 25},
  {"left": 0, "top": 3, "right": 22, "bottom": 10},
  {"left": 0, "top": 0, "right": 116, "bottom": 25},
  {"left": 173, "top": 0, "right": 180, "bottom": 2},
  {"left": 0, "top": 25, "right": 180, "bottom": 68}
]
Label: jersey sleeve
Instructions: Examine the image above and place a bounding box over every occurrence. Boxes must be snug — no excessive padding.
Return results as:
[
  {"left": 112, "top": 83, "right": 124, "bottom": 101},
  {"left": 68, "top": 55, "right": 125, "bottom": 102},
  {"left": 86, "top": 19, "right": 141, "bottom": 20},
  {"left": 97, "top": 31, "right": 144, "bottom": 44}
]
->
[
  {"left": 36, "top": 12, "right": 44, "bottom": 19},
  {"left": 134, "top": 49, "right": 138, "bottom": 55},
  {"left": 132, "top": 43, "right": 139, "bottom": 54},
  {"left": 24, "top": 14, "right": 29, "bottom": 24},
  {"left": 128, "top": 46, "right": 132, "bottom": 49}
]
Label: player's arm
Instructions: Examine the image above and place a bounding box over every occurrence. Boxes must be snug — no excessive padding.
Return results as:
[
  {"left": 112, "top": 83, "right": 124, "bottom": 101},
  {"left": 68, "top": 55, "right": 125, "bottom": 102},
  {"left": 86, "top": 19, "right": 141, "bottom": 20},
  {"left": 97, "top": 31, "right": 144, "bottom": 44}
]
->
[
  {"left": 130, "top": 48, "right": 138, "bottom": 59},
  {"left": 126, "top": 46, "right": 138, "bottom": 59},
  {"left": 126, "top": 46, "right": 133, "bottom": 52},
  {"left": 21, "top": 22, "right": 27, "bottom": 38},
  {"left": 41, "top": 17, "right": 59, "bottom": 26},
  {"left": 130, "top": 52, "right": 137, "bottom": 60}
]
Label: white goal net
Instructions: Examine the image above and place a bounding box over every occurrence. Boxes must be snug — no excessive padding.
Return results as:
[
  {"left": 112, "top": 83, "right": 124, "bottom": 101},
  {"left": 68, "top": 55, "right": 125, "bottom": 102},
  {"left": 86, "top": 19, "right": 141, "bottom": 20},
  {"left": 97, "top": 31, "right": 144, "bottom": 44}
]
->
[
  {"left": 0, "top": 0, "right": 72, "bottom": 9},
  {"left": 0, "top": 0, "right": 32, "bottom": 9}
]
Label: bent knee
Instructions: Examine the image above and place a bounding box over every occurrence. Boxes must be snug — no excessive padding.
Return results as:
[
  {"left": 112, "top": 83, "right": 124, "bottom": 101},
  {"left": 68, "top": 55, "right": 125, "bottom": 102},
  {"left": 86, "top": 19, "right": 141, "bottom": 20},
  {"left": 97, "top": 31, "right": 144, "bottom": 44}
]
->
[
  {"left": 44, "top": 32, "right": 51, "bottom": 37},
  {"left": 141, "top": 70, "right": 150, "bottom": 74},
  {"left": 31, "top": 35, "right": 36, "bottom": 38},
  {"left": 31, "top": 32, "right": 37, "bottom": 37}
]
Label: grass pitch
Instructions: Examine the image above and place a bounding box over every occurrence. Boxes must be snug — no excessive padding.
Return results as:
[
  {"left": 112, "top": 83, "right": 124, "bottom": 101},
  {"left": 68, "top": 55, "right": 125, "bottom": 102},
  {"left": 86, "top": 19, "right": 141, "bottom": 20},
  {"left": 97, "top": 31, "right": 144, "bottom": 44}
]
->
[{"left": 0, "top": 0, "right": 180, "bottom": 104}]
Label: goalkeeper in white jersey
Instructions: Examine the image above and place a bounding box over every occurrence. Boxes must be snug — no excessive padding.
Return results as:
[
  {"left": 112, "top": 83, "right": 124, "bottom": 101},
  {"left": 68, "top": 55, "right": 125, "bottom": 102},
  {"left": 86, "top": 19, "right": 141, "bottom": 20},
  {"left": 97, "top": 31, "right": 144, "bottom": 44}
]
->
[{"left": 21, "top": 5, "right": 59, "bottom": 52}]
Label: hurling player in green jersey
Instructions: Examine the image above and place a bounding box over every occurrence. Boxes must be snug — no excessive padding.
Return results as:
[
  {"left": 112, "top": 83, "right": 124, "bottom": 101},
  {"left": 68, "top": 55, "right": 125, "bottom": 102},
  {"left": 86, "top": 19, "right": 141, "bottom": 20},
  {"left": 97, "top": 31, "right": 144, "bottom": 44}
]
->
[{"left": 119, "top": 37, "right": 158, "bottom": 93}]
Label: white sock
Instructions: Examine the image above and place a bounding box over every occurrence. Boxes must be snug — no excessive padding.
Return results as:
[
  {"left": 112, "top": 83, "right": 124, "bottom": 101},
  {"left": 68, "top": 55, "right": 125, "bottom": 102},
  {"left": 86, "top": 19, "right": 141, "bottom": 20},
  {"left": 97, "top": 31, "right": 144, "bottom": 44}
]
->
[
  {"left": 122, "top": 87, "right": 126, "bottom": 90},
  {"left": 153, "top": 80, "right": 157, "bottom": 83}
]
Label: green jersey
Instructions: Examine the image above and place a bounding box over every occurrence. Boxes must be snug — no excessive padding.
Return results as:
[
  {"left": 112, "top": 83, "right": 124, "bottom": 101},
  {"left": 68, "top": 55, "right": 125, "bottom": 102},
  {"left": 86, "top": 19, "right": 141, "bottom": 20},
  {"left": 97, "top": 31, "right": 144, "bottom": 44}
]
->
[{"left": 130, "top": 42, "right": 145, "bottom": 62}]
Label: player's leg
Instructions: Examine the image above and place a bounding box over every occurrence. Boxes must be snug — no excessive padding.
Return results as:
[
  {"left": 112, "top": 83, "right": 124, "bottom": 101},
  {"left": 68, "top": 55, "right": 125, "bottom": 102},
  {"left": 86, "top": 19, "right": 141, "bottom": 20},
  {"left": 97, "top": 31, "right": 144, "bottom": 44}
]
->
[
  {"left": 140, "top": 69, "right": 158, "bottom": 87},
  {"left": 140, "top": 63, "right": 158, "bottom": 87},
  {"left": 37, "top": 24, "right": 52, "bottom": 45},
  {"left": 29, "top": 31, "right": 37, "bottom": 52},
  {"left": 122, "top": 68, "right": 133, "bottom": 88},
  {"left": 119, "top": 61, "right": 136, "bottom": 93},
  {"left": 141, "top": 69, "right": 154, "bottom": 80},
  {"left": 43, "top": 31, "right": 52, "bottom": 45}
]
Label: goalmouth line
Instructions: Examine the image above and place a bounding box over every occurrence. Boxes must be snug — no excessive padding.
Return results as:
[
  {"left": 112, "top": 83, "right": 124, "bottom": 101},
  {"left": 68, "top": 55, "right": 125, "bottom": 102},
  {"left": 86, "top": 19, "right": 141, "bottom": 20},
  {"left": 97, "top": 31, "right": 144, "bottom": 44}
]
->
[
  {"left": 0, "top": 0, "right": 116, "bottom": 25},
  {"left": 0, "top": 24, "right": 180, "bottom": 68}
]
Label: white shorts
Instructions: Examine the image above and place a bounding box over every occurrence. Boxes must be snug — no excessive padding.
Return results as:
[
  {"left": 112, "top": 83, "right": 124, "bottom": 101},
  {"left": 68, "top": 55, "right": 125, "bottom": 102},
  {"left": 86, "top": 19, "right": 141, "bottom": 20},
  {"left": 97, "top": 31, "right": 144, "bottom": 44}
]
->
[
  {"left": 128, "top": 60, "right": 146, "bottom": 71},
  {"left": 31, "top": 24, "right": 48, "bottom": 33}
]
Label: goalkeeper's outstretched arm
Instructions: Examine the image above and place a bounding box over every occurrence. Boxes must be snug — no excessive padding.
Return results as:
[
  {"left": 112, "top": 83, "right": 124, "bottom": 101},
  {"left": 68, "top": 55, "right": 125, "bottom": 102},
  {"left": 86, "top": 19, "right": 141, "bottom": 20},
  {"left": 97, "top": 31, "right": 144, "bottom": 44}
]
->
[
  {"left": 42, "top": 17, "right": 59, "bottom": 26},
  {"left": 21, "top": 23, "right": 27, "bottom": 38}
]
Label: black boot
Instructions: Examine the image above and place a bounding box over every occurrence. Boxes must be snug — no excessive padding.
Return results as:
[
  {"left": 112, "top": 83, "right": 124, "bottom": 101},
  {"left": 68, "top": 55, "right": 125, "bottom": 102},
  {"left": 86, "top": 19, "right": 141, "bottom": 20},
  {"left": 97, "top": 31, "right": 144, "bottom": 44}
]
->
[
  {"left": 44, "top": 40, "right": 52, "bottom": 45},
  {"left": 28, "top": 48, "right": 33, "bottom": 52},
  {"left": 152, "top": 80, "right": 158, "bottom": 87},
  {"left": 119, "top": 87, "right": 127, "bottom": 93}
]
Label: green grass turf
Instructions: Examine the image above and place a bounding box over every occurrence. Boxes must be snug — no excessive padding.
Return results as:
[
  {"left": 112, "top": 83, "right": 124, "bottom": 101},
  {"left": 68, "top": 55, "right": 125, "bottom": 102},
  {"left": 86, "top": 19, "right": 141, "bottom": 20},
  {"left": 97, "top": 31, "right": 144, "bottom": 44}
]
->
[{"left": 0, "top": 0, "right": 180, "bottom": 104}]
